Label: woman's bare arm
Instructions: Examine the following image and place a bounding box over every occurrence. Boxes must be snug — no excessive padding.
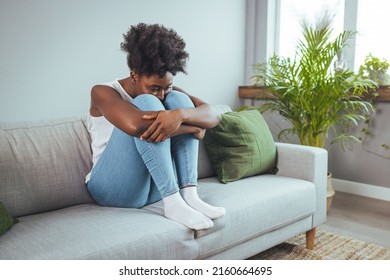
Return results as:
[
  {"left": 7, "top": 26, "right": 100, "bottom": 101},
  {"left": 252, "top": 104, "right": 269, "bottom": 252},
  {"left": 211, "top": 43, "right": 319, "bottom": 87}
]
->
[
  {"left": 90, "top": 85, "right": 213, "bottom": 142},
  {"left": 172, "top": 86, "right": 221, "bottom": 128},
  {"left": 90, "top": 85, "right": 154, "bottom": 137},
  {"left": 90, "top": 85, "right": 220, "bottom": 142},
  {"left": 139, "top": 87, "right": 221, "bottom": 141}
]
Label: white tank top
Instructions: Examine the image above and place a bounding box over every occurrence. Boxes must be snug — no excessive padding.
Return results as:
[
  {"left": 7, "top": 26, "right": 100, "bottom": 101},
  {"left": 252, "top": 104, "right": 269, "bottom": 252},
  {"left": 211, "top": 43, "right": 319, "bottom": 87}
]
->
[{"left": 85, "top": 79, "right": 133, "bottom": 182}]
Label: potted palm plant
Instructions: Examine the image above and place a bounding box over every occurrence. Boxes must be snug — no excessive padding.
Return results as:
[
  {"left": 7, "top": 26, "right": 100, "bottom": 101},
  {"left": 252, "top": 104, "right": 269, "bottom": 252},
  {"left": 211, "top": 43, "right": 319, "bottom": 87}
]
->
[{"left": 249, "top": 16, "right": 377, "bottom": 210}]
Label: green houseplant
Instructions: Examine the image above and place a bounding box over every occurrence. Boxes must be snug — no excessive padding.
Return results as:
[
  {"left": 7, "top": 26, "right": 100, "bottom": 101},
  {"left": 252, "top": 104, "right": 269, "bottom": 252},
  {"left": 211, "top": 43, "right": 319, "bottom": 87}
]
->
[
  {"left": 249, "top": 17, "right": 377, "bottom": 210},
  {"left": 251, "top": 22, "right": 376, "bottom": 149},
  {"left": 358, "top": 53, "right": 390, "bottom": 85}
]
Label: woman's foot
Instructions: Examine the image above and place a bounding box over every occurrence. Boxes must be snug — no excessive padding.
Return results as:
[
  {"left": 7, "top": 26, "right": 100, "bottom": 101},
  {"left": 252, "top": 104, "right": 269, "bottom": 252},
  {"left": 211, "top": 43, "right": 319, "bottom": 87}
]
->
[
  {"left": 163, "top": 192, "right": 214, "bottom": 230},
  {"left": 180, "top": 187, "right": 226, "bottom": 219}
]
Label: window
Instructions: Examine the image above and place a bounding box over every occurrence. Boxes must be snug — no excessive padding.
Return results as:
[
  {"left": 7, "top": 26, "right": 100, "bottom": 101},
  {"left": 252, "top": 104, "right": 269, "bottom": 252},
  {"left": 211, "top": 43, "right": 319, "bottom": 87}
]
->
[
  {"left": 278, "top": 0, "right": 345, "bottom": 59},
  {"left": 277, "top": 0, "right": 390, "bottom": 72},
  {"left": 354, "top": 0, "right": 390, "bottom": 71},
  {"left": 246, "top": 0, "right": 390, "bottom": 82}
]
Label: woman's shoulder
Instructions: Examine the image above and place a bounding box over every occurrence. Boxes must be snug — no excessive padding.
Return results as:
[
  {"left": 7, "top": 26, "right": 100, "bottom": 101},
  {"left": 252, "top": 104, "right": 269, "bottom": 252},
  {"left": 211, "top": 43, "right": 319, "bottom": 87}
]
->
[
  {"left": 89, "top": 83, "right": 123, "bottom": 116},
  {"left": 91, "top": 80, "right": 117, "bottom": 92},
  {"left": 91, "top": 79, "right": 132, "bottom": 102}
]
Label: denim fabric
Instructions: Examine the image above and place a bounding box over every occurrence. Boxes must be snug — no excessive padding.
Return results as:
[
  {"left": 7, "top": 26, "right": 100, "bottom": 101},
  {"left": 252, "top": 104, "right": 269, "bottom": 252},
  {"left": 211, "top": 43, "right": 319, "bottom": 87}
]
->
[{"left": 87, "top": 91, "right": 198, "bottom": 208}]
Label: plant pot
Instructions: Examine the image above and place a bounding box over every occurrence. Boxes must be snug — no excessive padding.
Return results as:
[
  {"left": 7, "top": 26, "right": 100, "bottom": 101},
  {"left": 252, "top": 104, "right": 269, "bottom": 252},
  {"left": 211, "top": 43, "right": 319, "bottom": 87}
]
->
[{"left": 327, "top": 172, "right": 335, "bottom": 213}]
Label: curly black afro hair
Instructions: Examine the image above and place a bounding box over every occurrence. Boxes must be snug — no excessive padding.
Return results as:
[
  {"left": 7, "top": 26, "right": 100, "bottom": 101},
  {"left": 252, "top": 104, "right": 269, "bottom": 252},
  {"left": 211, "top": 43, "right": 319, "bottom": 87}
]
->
[{"left": 121, "top": 23, "right": 189, "bottom": 78}]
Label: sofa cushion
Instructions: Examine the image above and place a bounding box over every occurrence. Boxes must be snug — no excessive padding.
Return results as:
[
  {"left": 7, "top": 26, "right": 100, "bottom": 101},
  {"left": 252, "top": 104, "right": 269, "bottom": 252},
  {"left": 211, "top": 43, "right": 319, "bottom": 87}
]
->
[
  {"left": 0, "top": 117, "right": 94, "bottom": 217},
  {"left": 203, "top": 110, "right": 277, "bottom": 183},
  {"left": 194, "top": 175, "right": 316, "bottom": 259},
  {"left": 0, "top": 201, "right": 18, "bottom": 237},
  {"left": 0, "top": 204, "right": 198, "bottom": 260}
]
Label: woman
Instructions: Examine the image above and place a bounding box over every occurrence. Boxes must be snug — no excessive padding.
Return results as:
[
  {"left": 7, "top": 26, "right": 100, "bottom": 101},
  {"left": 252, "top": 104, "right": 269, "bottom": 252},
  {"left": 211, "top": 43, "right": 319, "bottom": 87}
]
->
[{"left": 86, "top": 23, "right": 225, "bottom": 230}]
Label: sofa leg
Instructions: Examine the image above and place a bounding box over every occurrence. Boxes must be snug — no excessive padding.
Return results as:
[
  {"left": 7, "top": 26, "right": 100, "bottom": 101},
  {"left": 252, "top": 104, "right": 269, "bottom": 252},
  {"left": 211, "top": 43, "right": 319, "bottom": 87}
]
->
[{"left": 306, "top": 228, "right": 316, "bottom": 250}]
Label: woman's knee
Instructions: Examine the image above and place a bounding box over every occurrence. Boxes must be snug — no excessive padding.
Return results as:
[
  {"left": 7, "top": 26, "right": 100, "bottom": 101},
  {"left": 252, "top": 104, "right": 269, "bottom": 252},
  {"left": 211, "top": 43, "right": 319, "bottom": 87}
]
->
[
  {"left": 132, "top": 94, "right": 165, "bottom": 111},
  {"left": 164, "top": 90, "right": 195, "bottom": 110}
]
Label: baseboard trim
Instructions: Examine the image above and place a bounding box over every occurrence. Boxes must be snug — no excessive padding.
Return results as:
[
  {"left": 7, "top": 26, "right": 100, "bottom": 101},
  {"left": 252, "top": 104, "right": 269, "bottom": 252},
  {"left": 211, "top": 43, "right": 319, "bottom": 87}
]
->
[{"left": 332, "top": 178, "right": 390, "bottom": 202}]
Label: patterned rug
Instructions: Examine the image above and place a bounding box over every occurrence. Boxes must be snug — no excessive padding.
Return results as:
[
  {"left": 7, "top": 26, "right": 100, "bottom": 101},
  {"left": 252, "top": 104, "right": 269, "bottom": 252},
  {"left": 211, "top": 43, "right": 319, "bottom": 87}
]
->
[{"left": 248, "top": 230, "right": 390, "bottom": 260}]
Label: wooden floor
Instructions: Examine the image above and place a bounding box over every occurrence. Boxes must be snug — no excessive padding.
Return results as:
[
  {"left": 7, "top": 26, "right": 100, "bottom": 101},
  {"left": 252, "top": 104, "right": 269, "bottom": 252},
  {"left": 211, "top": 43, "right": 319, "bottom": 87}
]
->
[{"left": 318, "top": 191, "right": 390, "bottom": 248}]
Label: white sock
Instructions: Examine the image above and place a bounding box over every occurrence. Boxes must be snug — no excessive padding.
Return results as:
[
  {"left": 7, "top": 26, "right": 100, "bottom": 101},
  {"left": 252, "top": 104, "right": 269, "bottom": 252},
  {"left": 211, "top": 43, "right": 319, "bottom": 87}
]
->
[
  {"left": 180, "top": 187, "right": 226, "bottom": 219},
  {"left": 163, "top": 192, "right": 214, "bottom": 230}
]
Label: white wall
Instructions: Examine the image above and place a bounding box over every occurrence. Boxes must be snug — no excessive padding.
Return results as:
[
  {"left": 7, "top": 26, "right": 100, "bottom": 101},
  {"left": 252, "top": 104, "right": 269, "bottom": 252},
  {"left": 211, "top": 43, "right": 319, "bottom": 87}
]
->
[
  {"left": 327, "top": 102, "right": 390, "bottom": 188},
  {"left": 0, "top": 0, "right": 246, "bottom": 122}
]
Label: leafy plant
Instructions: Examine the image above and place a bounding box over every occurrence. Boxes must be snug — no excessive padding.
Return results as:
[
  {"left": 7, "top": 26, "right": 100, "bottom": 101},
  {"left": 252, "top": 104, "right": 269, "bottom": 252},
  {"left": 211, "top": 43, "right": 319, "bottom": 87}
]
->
[
  {"left": 250, "top": 20, "right": 377, "bottom": 149},
  {"left": 358, "top": 53, "right": 390, "bottom": 85}
]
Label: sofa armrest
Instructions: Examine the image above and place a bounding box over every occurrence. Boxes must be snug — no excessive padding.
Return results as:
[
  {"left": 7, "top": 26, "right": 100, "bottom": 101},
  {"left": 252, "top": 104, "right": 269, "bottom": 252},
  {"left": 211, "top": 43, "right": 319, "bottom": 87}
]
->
[{"left": 275, "top": 142, "right": 328, "bottom": 227}]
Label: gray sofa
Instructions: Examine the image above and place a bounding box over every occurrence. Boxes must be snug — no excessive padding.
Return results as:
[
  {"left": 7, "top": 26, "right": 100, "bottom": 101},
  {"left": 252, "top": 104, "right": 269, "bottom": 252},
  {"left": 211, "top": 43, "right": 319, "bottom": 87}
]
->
[{"left": 0, "top": 113, "right": 327, "bottom": 259}]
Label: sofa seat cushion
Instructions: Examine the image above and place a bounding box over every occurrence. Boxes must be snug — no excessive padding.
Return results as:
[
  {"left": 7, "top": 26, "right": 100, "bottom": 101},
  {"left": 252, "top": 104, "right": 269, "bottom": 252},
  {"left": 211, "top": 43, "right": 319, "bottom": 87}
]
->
[
  {"left": 0, "top": 204, "right": 197, "bottom": 260},
  {"left": 194, "top": 175, "right": 316, "bottom": 259}
]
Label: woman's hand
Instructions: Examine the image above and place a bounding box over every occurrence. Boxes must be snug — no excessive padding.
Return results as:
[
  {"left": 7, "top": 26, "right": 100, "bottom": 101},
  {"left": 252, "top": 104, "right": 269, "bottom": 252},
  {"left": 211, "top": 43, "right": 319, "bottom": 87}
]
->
[
  {"left": 140, "top": 110, "right": 183, "bottom": 142},
  {"left": 193, "top": 127, "right": 206, "bottom": 140}
]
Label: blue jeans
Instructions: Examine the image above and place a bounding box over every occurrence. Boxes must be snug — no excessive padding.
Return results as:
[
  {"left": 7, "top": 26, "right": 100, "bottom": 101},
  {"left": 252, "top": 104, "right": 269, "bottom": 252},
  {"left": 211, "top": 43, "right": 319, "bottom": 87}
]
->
[{"left": 87, "top": 91, "right": 199, "bottom": 208}]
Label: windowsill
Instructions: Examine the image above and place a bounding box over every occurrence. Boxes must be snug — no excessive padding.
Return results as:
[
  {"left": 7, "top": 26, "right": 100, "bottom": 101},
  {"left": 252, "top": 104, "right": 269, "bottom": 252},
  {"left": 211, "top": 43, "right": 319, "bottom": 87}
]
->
[{"left": 238, "top": 86, "right": 390, "bottom": 102}]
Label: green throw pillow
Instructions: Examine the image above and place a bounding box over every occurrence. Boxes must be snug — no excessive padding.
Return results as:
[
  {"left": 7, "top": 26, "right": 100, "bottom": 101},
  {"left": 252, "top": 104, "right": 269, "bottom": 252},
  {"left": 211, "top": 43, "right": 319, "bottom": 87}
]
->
[
  {"left": 0, "top": 201, "right": 18, "bottom": 237},
  {"left": 204, "top": 109, "right": 277, "bottom": 183}
]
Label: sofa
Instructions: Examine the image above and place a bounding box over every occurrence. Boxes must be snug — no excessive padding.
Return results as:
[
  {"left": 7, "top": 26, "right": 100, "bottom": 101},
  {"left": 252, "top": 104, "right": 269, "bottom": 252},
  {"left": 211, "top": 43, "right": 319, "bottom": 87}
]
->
[{"left": 0, "top": 110, "right": 327, "bottom": 260}]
